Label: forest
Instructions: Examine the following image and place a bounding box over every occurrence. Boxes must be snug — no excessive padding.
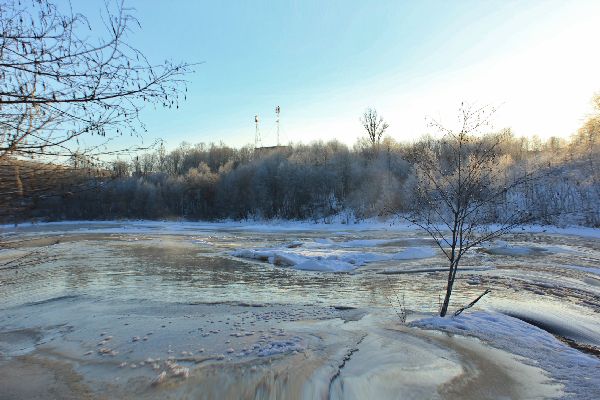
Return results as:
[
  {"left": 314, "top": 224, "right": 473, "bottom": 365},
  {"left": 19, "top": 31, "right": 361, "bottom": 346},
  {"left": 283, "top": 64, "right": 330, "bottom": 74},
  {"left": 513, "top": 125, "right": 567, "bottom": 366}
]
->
[{"left": 5, "top": 108, "right": 598, "bottom": 227}]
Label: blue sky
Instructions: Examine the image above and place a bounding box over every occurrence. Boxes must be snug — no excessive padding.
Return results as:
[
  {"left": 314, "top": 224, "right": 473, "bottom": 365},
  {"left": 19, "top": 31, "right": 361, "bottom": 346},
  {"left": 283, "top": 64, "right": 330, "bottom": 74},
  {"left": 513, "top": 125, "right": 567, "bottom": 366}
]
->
[{"left": 74, "top": 0, "right": 600, "bottom": 150}]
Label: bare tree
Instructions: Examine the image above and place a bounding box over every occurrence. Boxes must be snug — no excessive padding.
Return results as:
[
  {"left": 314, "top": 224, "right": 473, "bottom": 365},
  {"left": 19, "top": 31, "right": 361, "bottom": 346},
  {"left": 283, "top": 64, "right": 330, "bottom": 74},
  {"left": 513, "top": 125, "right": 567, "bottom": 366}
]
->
[
  {"left": 361, "top": 108, "right": 389, "bottom": 148},
  {"left": 0, "top": 0, "right": 192, "bottom": 162},
  {"left": 0, "top": 0, "right": 192, "bottom": 269},
  {"left": 0, "top": 157, "right": 101, "bottom": 221},
  {"left": 407, "top": 104, "right": 540, "bottom": 317}
]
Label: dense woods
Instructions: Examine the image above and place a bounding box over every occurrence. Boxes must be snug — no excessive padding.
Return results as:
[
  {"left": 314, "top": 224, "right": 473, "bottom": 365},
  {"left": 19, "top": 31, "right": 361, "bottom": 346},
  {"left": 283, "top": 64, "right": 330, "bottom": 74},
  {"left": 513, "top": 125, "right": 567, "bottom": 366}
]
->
[{"left": 4, "top": 121, "right": 598, "bottom": 227}]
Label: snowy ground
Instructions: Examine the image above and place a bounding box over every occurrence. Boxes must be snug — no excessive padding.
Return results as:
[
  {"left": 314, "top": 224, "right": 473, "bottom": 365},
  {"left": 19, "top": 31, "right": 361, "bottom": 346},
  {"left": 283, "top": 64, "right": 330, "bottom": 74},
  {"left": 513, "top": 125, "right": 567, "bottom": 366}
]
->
[
  {"left": 411, "top": 312, "right": 600, "bottom": 399},
  {"left": 0, "top": 220, "right": 599, "bottom": 399}
]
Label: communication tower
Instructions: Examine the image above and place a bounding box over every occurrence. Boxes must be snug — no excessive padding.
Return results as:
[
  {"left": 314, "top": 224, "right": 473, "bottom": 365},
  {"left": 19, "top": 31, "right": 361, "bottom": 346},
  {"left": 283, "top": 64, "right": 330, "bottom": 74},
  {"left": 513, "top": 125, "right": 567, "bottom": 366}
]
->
[
  {"left": 275, "top": 106, "right": 281, "bottom": 146},
  {"left": 254, "top": 115, "right": 262, "bottom": 148}
]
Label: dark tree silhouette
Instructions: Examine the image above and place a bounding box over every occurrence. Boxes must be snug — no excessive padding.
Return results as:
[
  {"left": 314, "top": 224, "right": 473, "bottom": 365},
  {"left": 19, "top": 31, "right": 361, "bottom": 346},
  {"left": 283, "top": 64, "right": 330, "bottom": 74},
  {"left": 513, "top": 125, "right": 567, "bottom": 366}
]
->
[
  {"left": 361, "top": 108, "right": 389, "bottom": 148},
  {"left": 0, "top": 0, "right": 192, "bottom": 268}
]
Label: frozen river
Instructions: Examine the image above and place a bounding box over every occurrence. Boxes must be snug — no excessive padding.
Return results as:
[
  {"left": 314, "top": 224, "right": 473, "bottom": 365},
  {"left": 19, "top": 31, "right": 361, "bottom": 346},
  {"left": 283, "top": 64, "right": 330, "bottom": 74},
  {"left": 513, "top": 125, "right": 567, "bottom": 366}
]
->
[{"left": 1, "top": 221, "right": 599, "bottom": 399}]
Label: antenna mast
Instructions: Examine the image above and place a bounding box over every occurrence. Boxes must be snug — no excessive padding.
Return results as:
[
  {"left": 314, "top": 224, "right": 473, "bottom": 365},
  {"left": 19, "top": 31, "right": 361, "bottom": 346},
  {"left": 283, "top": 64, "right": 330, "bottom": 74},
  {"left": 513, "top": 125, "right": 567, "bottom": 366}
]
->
[
  {"left": 254, "top": 115, "right": 262, "bottom": 148},
  {"left": 275, "top": 106, "right": 281, "bottom": 146}
]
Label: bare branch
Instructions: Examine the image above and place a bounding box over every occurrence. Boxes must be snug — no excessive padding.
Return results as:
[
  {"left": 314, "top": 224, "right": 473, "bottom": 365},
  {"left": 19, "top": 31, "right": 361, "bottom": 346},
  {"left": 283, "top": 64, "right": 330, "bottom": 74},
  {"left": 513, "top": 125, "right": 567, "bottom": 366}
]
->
[{"left": 453, "top": 289, "right": 491, "bottom": 317}]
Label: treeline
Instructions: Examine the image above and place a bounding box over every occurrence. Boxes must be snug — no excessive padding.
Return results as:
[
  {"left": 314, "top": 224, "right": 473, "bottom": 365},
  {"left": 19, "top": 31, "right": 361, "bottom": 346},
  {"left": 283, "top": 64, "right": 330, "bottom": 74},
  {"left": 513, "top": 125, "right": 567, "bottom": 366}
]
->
[
  {"left": 0, "top": 158, "right": 103, "bottom": 221},
  {"left": 23, "top": 127, "right": 599, "bottom": 227}
]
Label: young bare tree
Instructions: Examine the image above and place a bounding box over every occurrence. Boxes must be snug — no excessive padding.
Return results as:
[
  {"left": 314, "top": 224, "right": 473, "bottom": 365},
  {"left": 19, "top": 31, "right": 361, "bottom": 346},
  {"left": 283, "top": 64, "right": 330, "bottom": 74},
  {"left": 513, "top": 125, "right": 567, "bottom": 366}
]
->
[
  {"left": 361, "top": 108, "right": 389, "bottom": 149},
  {"left": 0, "top": 0, "right": 192, "bottom": 161},
  {"left": 407, "top": 104, "right": 540, "bottom": 317}
]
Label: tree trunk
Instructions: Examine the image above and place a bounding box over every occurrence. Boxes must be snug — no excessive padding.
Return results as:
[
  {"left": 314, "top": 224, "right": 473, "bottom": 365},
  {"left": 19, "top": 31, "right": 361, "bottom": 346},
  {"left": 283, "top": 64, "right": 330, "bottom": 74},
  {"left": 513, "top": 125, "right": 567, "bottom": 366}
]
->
[{"left": 439, "top": 261, "right": 457, "bottom": 317}]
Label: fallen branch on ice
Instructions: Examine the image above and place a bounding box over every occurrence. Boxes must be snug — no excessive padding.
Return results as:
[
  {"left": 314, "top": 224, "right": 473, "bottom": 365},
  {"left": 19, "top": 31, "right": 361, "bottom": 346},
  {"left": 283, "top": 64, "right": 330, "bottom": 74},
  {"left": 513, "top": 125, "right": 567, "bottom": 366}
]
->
[{"left": 454, "top": 289, "right": 491, "bottom": 317}]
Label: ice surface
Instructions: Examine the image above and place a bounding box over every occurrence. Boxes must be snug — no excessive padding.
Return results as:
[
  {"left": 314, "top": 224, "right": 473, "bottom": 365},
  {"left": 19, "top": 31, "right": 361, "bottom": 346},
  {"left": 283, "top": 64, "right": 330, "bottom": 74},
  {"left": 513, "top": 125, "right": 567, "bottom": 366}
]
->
[
  {"left": 1, "top": 221, "right": 599, "bottom": 398},
  {"left": 230, "top": 245, "right": 436, "bottom": 272},
  {"left": 411, "top": 311, "right": 600, "bottom": 399},
  {"left": 4, "top": 218, "right": 599, "bottom": 239},
  {"left": 255, "top": 337, "right": 304, "bottom": 357},
  {"left": 560, "top": 264, "right": 600, "bottom": 276}
]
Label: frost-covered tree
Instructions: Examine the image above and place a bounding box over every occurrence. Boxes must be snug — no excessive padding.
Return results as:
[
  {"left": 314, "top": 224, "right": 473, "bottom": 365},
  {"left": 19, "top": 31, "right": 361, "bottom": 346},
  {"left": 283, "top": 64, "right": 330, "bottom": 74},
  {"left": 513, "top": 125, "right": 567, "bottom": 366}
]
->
[{"left": 407, "top": 104, "right": 542, "bottom": 317}]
